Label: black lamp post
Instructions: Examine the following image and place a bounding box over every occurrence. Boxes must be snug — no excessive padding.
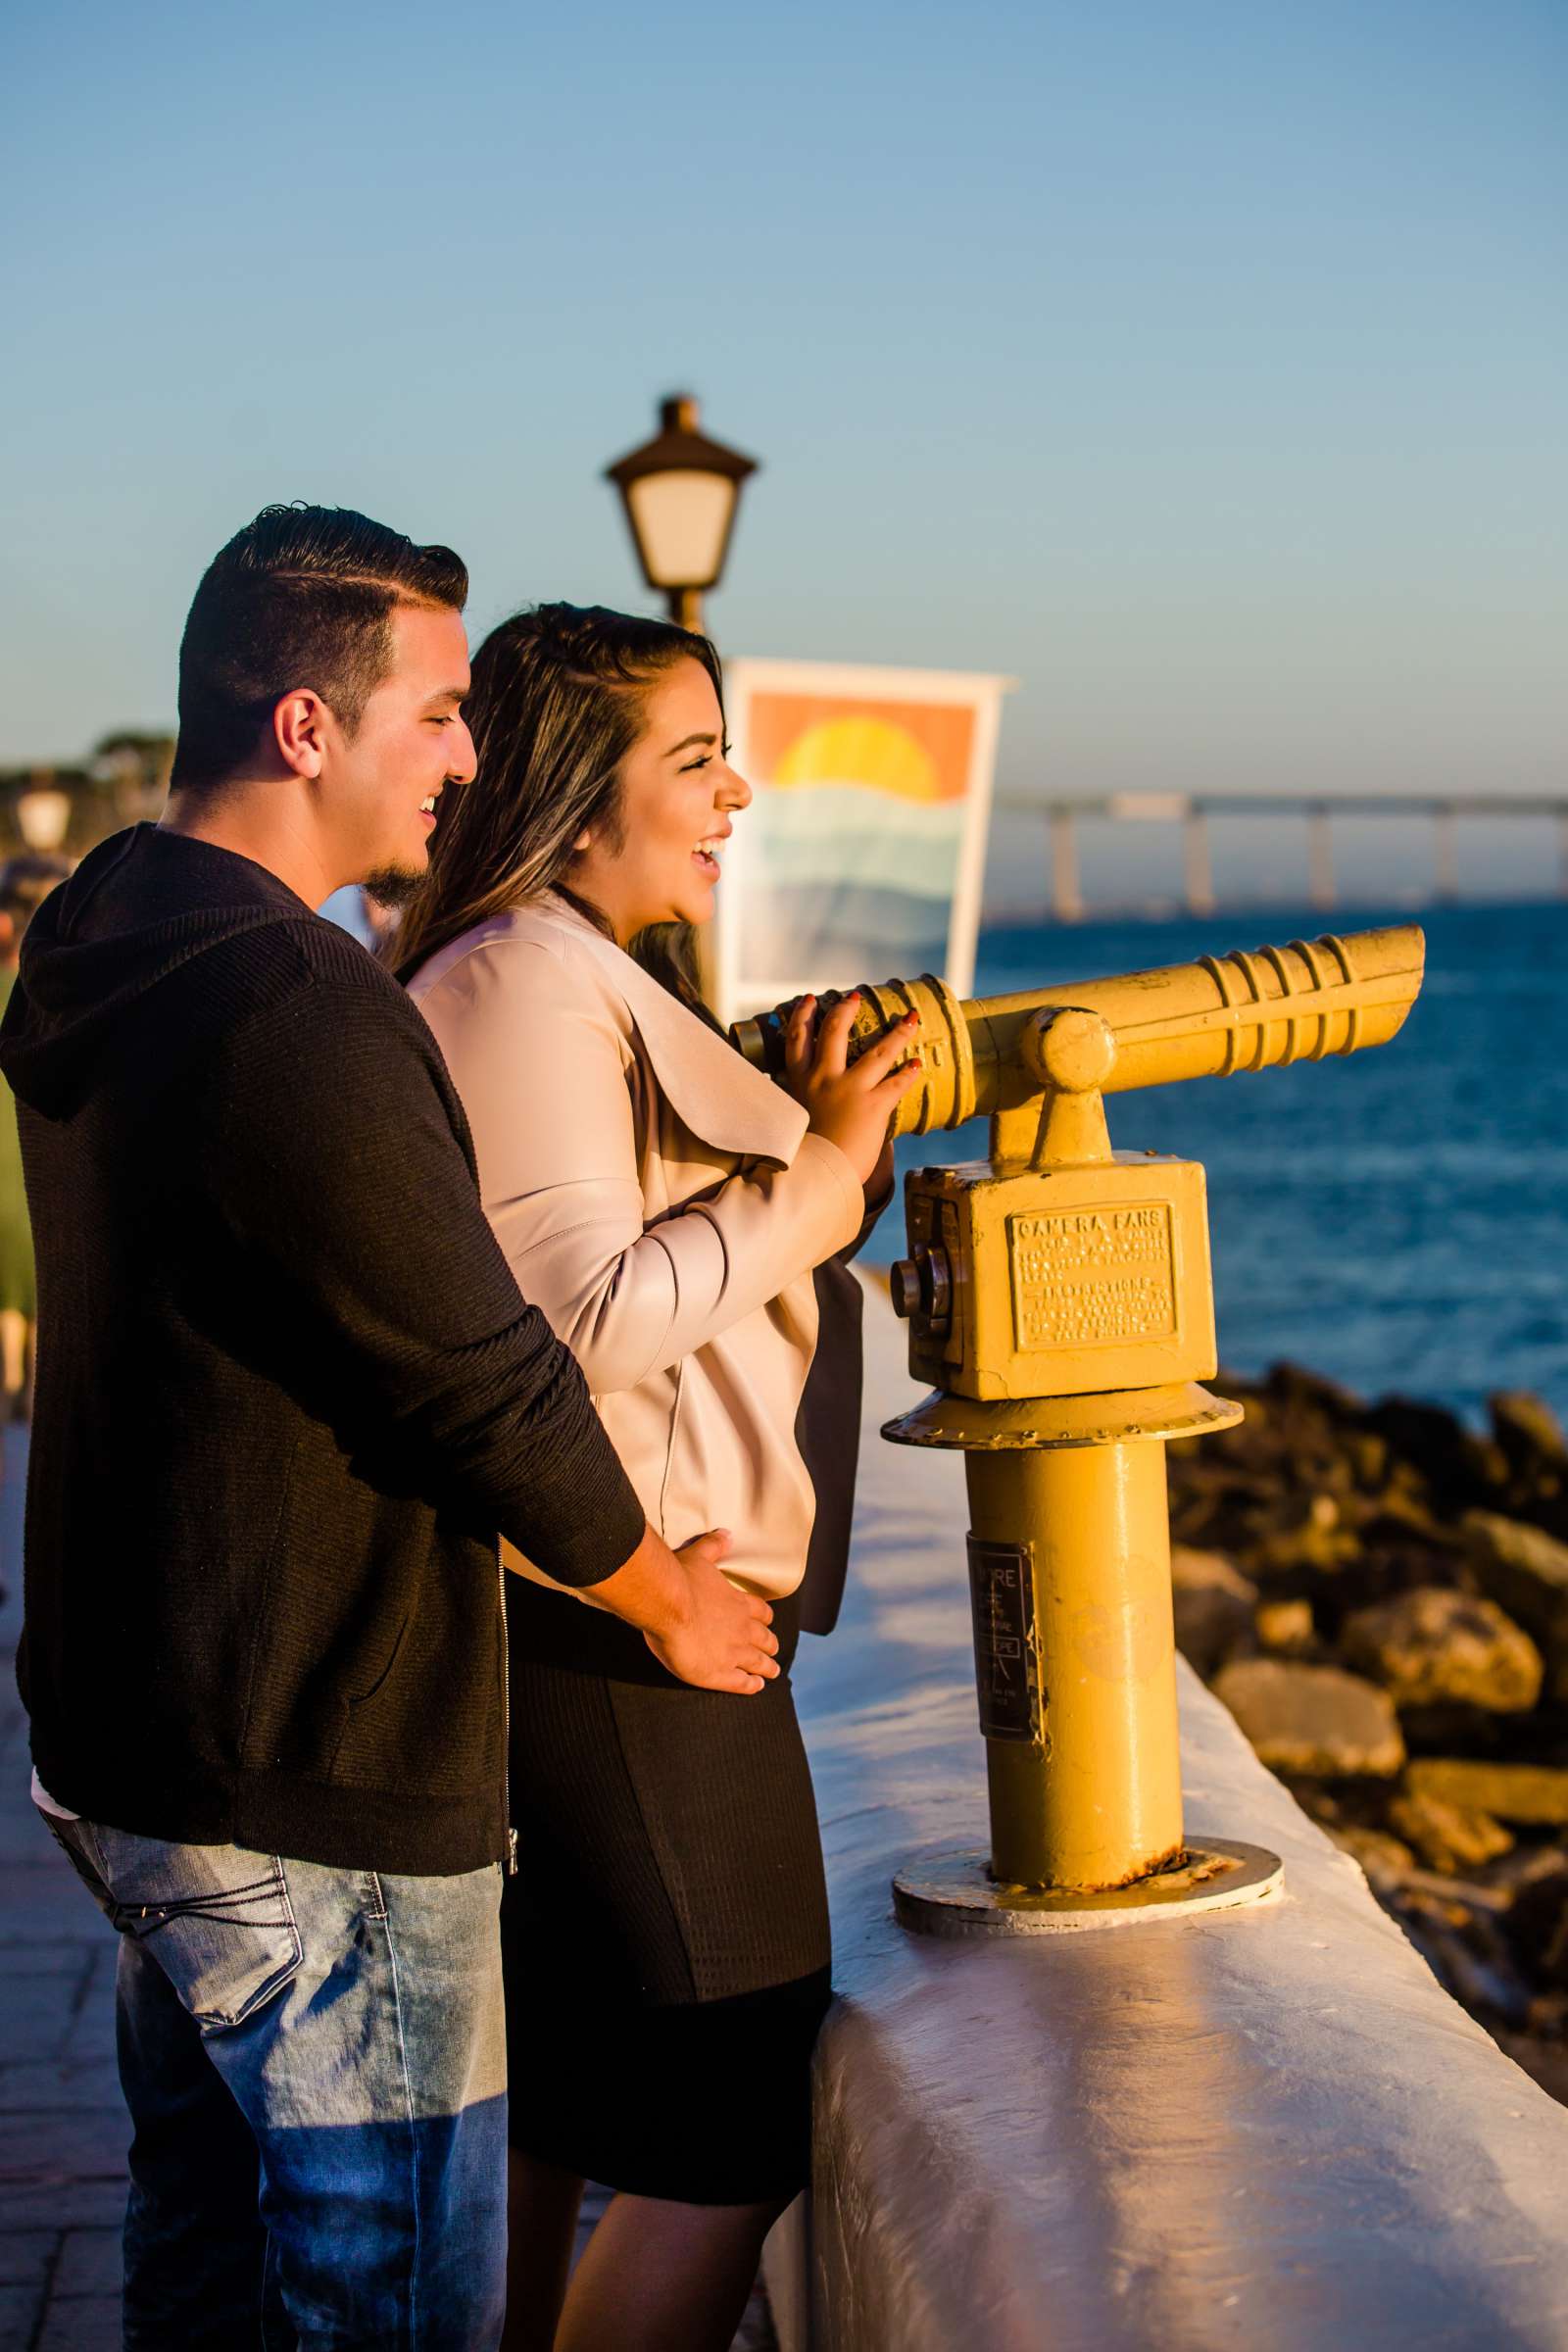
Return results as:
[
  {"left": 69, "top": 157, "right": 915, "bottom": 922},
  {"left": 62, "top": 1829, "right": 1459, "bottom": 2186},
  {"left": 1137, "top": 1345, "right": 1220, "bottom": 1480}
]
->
[{"left": 604, "top": 394, "right": 759, "bottom": 633}]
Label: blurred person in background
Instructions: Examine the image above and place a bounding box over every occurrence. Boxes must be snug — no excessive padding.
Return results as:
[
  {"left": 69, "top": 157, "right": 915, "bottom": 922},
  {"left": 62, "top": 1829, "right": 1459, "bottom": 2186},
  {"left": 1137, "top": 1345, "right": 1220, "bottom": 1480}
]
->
[
  {"left": 0, "top": 854, "right": 71, "bottom": 1422},
  {"left": 397, "top": 604, "right": 919, "bottom": 2352}
]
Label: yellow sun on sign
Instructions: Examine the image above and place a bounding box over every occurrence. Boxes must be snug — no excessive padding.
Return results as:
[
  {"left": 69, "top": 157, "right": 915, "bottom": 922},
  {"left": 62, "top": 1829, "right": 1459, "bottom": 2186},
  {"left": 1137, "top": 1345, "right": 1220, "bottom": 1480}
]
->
[{"left": 773, "top": 716, "right": 941, "bottom": 802}]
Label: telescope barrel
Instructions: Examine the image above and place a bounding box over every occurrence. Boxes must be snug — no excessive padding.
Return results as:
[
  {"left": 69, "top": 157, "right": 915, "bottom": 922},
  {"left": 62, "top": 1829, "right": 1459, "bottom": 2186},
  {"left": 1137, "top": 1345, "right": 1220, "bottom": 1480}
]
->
[
  {"left": 731, "top": 923, "right": 1425, "bottom": 1137},
  {"left": 976, "top": 923, "right": 1425, "bottom": 1102}
]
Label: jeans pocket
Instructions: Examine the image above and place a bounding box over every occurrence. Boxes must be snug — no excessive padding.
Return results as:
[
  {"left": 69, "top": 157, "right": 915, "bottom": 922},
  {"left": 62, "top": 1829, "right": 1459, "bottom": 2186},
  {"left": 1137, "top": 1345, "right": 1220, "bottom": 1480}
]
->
[
  {"left": 85, "top": 1825, "right": 303, "bottom": 2032},
  {"left": 39, "top": 1810, "right": 119, "bottom": 1920}
]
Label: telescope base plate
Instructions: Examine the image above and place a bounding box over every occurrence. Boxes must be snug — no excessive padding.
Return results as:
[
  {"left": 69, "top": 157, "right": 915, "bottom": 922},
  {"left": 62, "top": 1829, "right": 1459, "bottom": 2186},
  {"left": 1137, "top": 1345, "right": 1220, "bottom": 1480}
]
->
[
  {"left": 893, "top": 1838, "right": 1283, "bottom": 1936},
  {"left": 882, "top": 1381, "right": 1245, "bottom": 1450}
]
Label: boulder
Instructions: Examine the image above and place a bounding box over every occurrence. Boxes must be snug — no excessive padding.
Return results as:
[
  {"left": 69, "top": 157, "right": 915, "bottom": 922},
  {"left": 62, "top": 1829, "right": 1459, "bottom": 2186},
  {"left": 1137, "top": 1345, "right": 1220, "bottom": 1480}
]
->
[
  {"left": 1262, "top": 1360, "right": 1365, "bottom": 1429},
  {"left": 1489, "top": 1391, "right": 1568, "bottom": 1487},
  {"left": 1385, "top": 1788, "right": 1513, "bottom": 1875},
  {"left": 1347, "top": 1431, "right": 1391, "bottom": 1494},
  {"left": 1462, "top": 1512, "right": 1568, "bottom": 1701},
  {"left": 1404, "top": 1759, "right": 1568, "bottom": 1827},
  {"left": 1211, "top": 1659, "right": 1405, "bottom": 1779},
  {"left": 1504, "top": 1867, "right": 1568, "bottom": 1992},
  {"left": 1247, "top": 1500, "right": 1358, "bottom": 1580},
  {"left": 1327, "top": 1822, "right": 1416, "bottom": 1880},
  {"left": 1338, "top": 1587, "right": 1543, "bottom": 1713},
  {"left": 1363, "top": 1396, "right": 1500, "bottom": 1510},
  {"left": 1488, "top": 1394, "right": 1568, "bottom": 1543},
  {"left": 1169, "top": 1545, "right": 1256, "bottom": 1679},
  {"left": 1255, "top": 1597, "right": 1314, "bottom": 1653}
]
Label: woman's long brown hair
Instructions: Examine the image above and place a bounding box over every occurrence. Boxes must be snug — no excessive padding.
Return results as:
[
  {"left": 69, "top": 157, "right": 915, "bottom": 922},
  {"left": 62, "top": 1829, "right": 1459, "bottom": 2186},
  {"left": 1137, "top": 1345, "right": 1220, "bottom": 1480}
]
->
[{"left": 392, "top": 602, "right": 725, "bottom": 1017}]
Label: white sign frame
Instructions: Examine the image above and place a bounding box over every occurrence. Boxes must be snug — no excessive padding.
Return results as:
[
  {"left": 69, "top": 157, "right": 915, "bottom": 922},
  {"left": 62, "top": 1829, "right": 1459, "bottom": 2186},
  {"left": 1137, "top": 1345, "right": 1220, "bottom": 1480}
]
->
[{"left": 714, "top": 658, "right": 1013, "bottom": 1024}]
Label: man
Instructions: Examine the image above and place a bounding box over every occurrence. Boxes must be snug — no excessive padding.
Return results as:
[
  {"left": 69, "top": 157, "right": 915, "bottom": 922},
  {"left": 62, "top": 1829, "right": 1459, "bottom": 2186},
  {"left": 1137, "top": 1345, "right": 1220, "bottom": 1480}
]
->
[{"left": 0, "top": 505, "right": 778, "bottom": 2349}]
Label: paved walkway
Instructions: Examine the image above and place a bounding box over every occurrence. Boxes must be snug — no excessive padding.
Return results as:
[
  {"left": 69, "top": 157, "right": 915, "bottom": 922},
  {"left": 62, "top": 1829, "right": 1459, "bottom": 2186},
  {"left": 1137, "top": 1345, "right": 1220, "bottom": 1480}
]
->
[
  {"left": 0, "top": 1427, "right": 124, "bottom": 2350},
  {"left": 0, "top": 1424, "right": 772, "bottom": 2349}
]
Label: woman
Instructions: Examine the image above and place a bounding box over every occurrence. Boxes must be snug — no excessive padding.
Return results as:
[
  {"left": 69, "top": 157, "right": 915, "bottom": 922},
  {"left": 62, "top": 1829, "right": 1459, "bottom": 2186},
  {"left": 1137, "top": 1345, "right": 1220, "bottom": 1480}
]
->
[{"left": 397, "top": 605, "right": 919, "bottom": 2352}]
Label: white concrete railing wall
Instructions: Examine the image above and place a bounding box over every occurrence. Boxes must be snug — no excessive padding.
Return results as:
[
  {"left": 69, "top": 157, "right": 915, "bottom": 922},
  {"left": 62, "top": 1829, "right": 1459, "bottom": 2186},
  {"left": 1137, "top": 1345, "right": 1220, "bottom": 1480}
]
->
[{"left": 767, "top": 1280, "right": 1568, "bottom": 2351}]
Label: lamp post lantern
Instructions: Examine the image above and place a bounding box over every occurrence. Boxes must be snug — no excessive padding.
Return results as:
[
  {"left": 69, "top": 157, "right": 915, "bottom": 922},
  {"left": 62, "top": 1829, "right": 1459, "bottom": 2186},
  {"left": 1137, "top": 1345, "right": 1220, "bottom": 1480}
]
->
[
  {"left": 604, "top": 394, "right": 759, "bottom": 633},
  {"left": 16, "top": 777, "right": 74, "bottom": 854}
]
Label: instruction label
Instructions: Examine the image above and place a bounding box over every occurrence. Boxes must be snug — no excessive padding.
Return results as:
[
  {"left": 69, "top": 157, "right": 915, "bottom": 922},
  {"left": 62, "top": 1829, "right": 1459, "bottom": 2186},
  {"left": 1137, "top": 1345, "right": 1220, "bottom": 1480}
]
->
[
  {"left": 1008, "top": 1201, "right": 1176, "bottom": 1350},
  {"left": 967, "top": 1536, "right": 1042, "bottom": 1742}
]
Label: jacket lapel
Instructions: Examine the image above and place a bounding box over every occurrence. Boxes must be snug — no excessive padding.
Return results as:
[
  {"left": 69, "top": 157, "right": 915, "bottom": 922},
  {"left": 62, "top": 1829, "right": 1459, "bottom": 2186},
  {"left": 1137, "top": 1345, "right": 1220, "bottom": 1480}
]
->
[{"left": 529, "top": 901, "right": 809, "bottom": 1166}]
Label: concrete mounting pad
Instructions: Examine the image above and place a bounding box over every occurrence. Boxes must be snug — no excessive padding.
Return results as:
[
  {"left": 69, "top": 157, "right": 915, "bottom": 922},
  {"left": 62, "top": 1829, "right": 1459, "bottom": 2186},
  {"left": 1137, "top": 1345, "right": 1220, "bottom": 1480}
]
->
[{"left": 893, "top": 1837, "right": 1284, "bottom": 1935}]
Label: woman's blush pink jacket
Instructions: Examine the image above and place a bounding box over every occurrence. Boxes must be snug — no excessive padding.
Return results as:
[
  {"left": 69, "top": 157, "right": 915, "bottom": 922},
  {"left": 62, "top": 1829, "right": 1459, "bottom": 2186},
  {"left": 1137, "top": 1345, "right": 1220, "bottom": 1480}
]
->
[{"left": 408, "top": 893, "right": 871, "bottom": 1610}]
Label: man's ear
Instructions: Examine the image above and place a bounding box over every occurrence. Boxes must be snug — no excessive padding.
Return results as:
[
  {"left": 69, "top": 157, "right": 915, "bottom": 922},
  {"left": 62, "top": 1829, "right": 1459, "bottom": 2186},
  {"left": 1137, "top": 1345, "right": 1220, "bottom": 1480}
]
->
[
  {"left": 272, "top": 690, "right": 330, "bottom": 780},
  {"left": 0, "top": 912, "right": 15, "bottom": 957},
  {"left": 572, "top": 828, "right": 592, "bottom": 853}
]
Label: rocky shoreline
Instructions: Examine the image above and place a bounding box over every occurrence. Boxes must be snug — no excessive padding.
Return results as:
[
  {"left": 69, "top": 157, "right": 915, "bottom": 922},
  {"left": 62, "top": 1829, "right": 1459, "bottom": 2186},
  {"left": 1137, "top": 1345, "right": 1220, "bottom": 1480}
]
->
[{"left": 1167, "top": 1366, "right": 1568, "bottom": 2103}]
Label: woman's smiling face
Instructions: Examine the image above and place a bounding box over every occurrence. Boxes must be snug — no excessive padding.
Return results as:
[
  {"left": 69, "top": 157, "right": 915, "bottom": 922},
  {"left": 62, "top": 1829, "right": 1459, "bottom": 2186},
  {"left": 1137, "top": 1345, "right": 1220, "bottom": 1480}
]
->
[{"left": 570, "top": 657, "right": 751, "bottom": 945}]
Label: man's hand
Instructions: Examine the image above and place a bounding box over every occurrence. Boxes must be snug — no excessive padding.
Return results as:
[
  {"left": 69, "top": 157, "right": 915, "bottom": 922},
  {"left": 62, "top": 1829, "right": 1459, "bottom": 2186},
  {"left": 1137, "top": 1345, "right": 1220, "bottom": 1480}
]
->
[
  {"left": 586, "top": 1523, "right": 780, "bottom": 1694},
  {"left": 643, "top": 1531, "right": 781, "bottom": 1693}
]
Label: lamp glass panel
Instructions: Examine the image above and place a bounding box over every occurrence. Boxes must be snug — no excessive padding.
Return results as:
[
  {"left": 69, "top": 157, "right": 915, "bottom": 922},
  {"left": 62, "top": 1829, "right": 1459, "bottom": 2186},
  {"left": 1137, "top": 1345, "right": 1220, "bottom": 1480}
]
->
[{"left": 626, "top": 470, "right": 736, "bottom": 589}]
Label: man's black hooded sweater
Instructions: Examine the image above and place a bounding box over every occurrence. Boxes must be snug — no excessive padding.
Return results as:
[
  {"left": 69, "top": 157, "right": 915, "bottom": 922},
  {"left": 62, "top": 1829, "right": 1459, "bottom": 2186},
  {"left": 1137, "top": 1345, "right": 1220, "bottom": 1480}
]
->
[{"left": 0, "top": 826, "right": 646, "bottom": 1875}]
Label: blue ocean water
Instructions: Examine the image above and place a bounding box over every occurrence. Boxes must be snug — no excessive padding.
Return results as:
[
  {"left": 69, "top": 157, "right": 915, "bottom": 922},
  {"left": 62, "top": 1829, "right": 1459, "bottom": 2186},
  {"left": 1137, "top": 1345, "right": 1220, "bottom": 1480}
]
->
[{"left": 863, "top": 900, "right": 1568, "bottom": 1426}]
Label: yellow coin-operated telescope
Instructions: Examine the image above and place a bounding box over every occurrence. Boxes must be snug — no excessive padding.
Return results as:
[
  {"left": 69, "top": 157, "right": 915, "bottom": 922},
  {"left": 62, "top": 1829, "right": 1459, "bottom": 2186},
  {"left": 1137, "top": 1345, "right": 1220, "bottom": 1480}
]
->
[{"left": 735, "top": 925, "right": 1425, "bottom": 1933}]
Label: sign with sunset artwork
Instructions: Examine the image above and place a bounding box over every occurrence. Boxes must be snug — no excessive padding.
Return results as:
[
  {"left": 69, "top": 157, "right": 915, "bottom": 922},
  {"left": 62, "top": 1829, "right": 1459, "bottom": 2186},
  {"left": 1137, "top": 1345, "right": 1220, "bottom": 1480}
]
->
[{"left": 716, "top": 660, "right": 1011, "bottom": 1022}]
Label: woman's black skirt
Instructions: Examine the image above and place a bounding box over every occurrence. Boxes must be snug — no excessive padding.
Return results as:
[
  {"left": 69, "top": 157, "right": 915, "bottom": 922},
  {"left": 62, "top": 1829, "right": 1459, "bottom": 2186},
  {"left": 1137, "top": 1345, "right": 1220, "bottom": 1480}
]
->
[{"left": 500, "top": 1574, "right": 832, "bottom": 2206}]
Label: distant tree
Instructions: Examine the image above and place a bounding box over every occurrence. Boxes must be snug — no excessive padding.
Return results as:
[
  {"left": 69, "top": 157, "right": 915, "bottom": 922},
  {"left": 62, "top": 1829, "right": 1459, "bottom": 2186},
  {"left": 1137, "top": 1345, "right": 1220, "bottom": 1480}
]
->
[{"left": 92, "top": 731, "right": 175, "bottom": 824}]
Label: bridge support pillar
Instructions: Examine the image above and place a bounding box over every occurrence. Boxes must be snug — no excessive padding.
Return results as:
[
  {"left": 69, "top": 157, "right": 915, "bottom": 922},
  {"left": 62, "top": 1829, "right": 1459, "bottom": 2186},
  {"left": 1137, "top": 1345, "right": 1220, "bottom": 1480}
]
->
[
  {"left": 1436, "top": 807, "right": 1458, "bottom": 902},
  {"left": 1183, "top": 808, "right": 1214, "bottom": 916},
  {"left": 1308, "top": 805, "right": 1335, "bottom": 909},
  {"left": 1049, "top": 807, "right": 1083, "bottom": 922}
]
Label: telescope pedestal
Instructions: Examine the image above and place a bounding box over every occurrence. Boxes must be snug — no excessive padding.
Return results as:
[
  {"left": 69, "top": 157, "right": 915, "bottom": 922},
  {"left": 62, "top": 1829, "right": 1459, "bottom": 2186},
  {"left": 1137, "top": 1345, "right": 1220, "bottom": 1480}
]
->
[
  {"left": 885, "top": 1379, "right": 1284, "bottom": 1931},
  {"left": 742, "top": 933, "right": 1423, "bottom": 1939}
]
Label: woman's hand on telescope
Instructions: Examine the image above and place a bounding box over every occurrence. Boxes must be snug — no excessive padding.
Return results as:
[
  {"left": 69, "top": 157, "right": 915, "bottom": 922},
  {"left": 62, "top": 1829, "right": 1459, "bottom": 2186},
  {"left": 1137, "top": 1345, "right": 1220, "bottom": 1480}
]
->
[{"left": 781, "top": 993, "right": 922, "bottom": 1187}]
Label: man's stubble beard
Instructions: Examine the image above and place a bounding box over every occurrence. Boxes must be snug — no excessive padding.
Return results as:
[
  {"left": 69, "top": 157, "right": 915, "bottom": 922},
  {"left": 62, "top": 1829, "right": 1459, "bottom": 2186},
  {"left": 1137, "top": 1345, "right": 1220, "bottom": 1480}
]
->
[{"left": 360, "top": 861, "right": 425, "bottom": 910}]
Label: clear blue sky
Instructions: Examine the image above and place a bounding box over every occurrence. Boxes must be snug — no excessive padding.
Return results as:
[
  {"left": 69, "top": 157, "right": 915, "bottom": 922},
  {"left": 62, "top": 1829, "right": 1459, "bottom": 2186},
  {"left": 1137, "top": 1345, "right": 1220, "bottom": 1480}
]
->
[{"left": 4, "top": 0, "right": 1563, "bottom": 899}]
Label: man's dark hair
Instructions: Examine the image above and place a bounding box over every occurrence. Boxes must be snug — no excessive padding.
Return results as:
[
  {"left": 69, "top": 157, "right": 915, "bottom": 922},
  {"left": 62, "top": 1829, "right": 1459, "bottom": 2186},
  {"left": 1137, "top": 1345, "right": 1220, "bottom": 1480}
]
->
[{"left": 170, "top": 504, "right": 467, "bottom": 790}]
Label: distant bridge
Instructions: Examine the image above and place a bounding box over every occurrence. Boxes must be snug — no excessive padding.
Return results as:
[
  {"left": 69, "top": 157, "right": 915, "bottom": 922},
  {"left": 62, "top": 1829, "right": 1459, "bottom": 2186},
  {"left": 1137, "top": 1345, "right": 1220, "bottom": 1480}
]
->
[{"left": 995, "top": 791, "right": 1568, "bottom": 920}]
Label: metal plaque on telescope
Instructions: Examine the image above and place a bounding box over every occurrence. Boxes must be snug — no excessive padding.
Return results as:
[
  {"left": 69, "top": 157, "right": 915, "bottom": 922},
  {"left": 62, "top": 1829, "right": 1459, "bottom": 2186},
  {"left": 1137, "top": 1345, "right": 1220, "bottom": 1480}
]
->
[{"left": 966, "top": 1537, "right": 1041, "bottom": 1743}]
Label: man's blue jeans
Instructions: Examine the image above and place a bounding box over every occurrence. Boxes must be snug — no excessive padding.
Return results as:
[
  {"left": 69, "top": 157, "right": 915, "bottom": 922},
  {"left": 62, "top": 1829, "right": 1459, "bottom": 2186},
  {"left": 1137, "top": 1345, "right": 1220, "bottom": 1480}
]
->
[{"left": 41, "top": 1810, "right": 507, "bottom": 2350}]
